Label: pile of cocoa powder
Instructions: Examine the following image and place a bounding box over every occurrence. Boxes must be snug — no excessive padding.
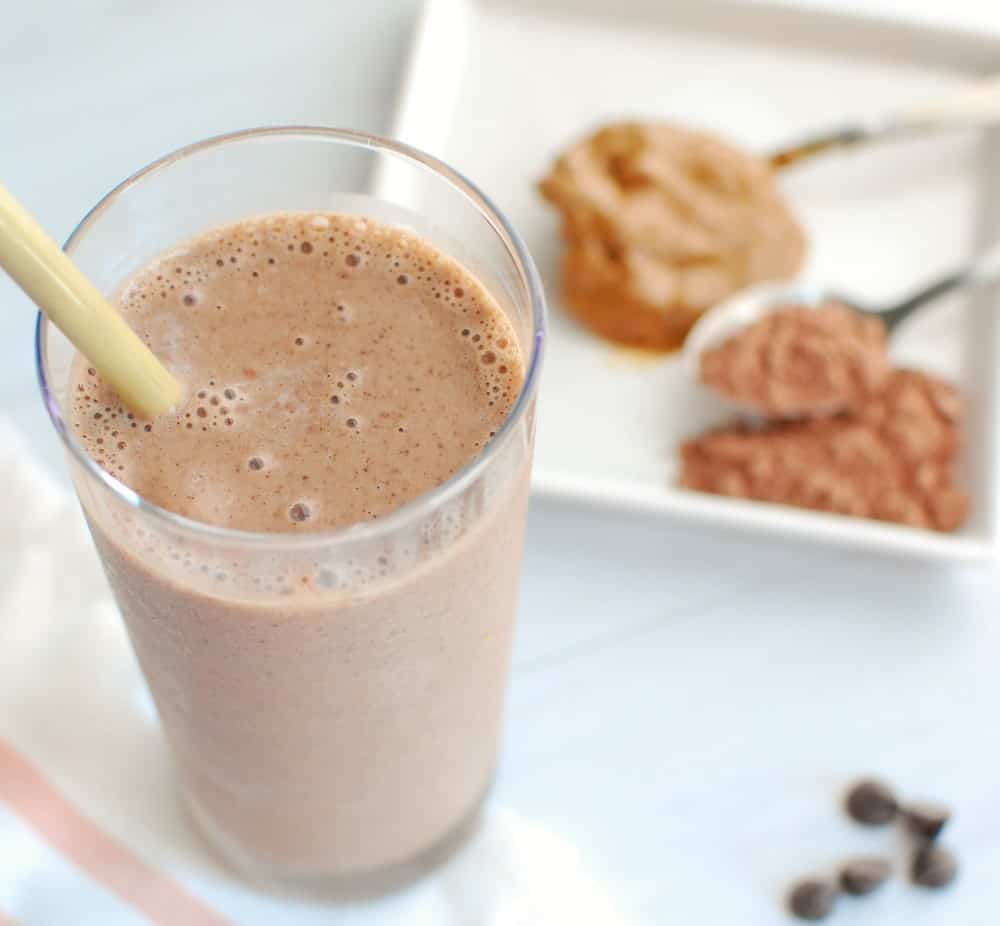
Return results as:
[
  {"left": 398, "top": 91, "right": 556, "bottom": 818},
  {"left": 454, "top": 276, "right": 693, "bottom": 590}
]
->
[
  {"left": 682, "top": 307, "right": 969, "bottom": 532},
  {"left": 699, "top": 302, "right": 889, "bottom": 419}
]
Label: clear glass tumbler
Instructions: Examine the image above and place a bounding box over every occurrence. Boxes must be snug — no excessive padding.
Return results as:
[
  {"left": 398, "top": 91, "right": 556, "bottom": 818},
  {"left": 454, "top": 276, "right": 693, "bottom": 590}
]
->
[{"left": 36, "top": 128, "right": 545, "bottom": 892}]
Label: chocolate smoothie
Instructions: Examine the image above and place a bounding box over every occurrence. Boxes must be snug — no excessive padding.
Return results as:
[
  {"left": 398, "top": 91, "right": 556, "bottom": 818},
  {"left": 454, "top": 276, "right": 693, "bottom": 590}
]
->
[{"left": 68, "top": 213, "right": 531, "bottom": 880}]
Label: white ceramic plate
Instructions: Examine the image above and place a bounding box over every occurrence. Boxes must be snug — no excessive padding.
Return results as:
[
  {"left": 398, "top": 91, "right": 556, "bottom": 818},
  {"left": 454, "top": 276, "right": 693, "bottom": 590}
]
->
[{"left": 387, "top": 0, "right": 1000, "bottom": 560}]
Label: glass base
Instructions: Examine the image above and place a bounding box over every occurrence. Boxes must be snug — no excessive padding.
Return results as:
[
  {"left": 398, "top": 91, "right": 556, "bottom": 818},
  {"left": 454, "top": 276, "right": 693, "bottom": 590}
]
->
[{"left": 184, "top": 784, "right": 490, "bottom": 900}]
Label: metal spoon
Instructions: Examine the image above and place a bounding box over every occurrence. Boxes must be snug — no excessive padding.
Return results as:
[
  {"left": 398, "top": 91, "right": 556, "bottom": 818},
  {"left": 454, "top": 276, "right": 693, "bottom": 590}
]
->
[
  {"left": 682, "top": 237, "right": 1000, "bottom": 407},
  {"left": 769, "top": 74, "right": 1000, "bottom": 170}
]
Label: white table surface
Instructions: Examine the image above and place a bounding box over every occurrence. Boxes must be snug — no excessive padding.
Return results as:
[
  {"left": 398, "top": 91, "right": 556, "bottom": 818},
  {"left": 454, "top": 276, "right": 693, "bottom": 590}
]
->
[{"left": 4, "top": 1, "right": 1000, "bottom": 923}]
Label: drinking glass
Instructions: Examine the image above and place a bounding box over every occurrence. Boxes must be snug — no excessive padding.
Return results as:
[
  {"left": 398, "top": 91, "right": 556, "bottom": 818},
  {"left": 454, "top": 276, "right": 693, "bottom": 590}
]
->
[{"left": 36, "top": 127, "right": 545, "bottom": 892}]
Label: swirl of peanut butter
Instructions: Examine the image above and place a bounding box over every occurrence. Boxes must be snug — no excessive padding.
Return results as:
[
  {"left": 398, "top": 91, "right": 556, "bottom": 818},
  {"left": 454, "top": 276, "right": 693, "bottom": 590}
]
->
[{"left": 540, "top": 122, "right": 806, "bottom": 351}]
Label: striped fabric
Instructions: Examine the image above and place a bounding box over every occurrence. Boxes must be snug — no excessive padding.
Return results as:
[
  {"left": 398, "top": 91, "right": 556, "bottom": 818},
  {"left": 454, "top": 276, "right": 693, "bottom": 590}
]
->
[{"left": 0, "top": 741, "right": 232, "bottom": 925}]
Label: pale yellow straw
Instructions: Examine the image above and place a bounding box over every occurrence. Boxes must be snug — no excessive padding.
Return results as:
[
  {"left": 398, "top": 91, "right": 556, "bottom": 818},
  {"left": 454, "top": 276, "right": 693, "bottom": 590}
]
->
[{"left": 0, "top": 182, "right": 181, "bottom": 417}]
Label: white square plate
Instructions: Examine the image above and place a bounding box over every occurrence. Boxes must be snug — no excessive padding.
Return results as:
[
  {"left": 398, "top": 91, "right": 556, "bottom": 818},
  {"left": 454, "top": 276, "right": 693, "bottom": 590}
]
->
[{"left": 389, "top": 0, "right": 1000, "bottom": 560}]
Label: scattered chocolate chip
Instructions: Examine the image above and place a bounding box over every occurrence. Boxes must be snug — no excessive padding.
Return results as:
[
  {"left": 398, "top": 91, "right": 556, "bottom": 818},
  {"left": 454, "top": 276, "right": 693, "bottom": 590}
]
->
[
  {"left": 912, "top": 844, "right": 957, "bottom": 888},
  {"left": 839, "top": 857, "right": 891, "bottom": 896},
  {"left": 845, "top": 778, "right": 898, "bottom": 825},
  {"left": 904, "top": 801, "right": 950, "bottom": 842},
  {"left": 788, "top": 878, "right": 838, "bottom": 921}
]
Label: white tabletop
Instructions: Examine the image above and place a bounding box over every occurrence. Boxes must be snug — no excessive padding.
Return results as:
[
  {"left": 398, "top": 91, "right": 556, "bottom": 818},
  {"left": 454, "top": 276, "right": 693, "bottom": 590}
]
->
[{"left": 4, "top": 2, "right": 1000, "bottom": 923}]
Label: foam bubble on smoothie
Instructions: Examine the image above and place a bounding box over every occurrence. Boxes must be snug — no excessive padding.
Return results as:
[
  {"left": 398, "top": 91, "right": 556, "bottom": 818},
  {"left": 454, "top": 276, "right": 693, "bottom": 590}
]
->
[{"left": 69, "top": 212, "right": 525, "bottom": 536}]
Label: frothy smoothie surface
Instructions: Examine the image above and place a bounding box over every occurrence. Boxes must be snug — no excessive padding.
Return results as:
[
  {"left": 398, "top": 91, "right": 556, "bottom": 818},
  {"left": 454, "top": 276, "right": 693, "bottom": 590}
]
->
[{"left": 70, "top": 212, "right": 524, "bottom": 532}]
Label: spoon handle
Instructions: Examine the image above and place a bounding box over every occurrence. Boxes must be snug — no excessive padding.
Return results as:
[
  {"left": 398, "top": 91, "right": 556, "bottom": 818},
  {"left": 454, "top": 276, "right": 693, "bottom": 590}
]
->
[
  {"left": 769, "top": 74, "right": 1000, "bottom": 170},
  {"left": 878, "top": 239, "right": 1000, "bottom": 332}
]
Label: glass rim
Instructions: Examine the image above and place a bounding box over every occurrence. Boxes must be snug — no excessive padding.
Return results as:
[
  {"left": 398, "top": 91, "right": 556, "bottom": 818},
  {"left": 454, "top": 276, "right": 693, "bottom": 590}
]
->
[{"left": 35, "top": 125, "right": 546, "bottom": 550}]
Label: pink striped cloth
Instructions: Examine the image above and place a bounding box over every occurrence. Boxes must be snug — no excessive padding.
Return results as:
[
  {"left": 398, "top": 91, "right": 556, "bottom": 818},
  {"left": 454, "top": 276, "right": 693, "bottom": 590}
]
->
[
  {"left": 0, "top": 422, "right": 240, "bottom": 925},
  {"left": 0, "top": 740, "right": 233, "bottom": 925}
]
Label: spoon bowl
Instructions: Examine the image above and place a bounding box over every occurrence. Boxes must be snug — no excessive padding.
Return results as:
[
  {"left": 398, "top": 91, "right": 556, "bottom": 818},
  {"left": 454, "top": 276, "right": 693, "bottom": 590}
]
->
[
  {"left": 681, "top": 280, "right": 834, "bottom": 389},
  {"left": 684, "top": 233, "right": 1000, "bottom": 417}
]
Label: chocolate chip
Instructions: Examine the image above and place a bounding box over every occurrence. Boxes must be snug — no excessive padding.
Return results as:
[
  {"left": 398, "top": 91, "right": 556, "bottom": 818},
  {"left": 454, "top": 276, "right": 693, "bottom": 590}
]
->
[
  {"left": 839, "top": 856, "right": 891, "bottom": 896},
  {"left": 903, "top": 801, "right": 950, "bottom": 842},
  {"left": 912, "top": 844, "right": 957, "bottom": 888},
  {"left": 845, "top": 778, "right": 898, "bottom": 825},
  {"left": 787, "top": 878, "right": 838, "bottom": 921}
]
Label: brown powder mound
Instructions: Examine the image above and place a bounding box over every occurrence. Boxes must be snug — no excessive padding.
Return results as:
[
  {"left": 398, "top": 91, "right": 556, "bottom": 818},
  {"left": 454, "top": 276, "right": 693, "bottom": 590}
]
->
[
  {"left": 699, "top": 302, "right": 890, "bottom": 417},
  {"left": 680, "top": 369, "right": 968, "bottom": 532},
  {"left": 539, "top": 122, "right": 806, "bottom": 351}
]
